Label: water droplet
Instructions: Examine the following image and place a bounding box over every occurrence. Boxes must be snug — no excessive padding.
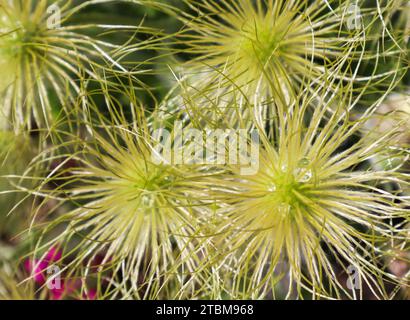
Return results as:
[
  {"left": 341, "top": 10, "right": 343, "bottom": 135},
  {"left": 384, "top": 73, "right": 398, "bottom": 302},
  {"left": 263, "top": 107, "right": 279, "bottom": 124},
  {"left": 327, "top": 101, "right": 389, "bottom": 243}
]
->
[
  {"left": 267, "top": 183, "right": 276, "bottom": 192},
  {"left": 141, "top": 194, "right": 154, "bottom": 206},
  {"left": 295, "top": 158, "right": 313, "bottom": 183},
  {"left": 298, "top": 158, "right": 310, "bottom": 167},
  {"left": 281, "top": 164, "right": 288, "bottom": 173},
  {"left": 164, "top": 175, "right": 174, "bottom": 183},
  {"left": 299, "top": 169, "right": 312, "bottom": 183}
]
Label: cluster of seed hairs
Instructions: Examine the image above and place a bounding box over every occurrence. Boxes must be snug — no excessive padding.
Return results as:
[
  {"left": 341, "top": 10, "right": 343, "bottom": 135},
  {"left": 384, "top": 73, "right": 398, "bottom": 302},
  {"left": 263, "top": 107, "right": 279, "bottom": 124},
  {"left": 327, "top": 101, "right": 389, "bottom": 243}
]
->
[
  {"left": 29, "top": 88, "right": 224, "bottom": 299},
  {"left": 0, "top": 0, "right": 408, "bottom": 300},
  {"left": 206, "top": 85, "right": 409, "bottom": 299},
  {"left": 0, "top": 0, "right": 162, "bottom": 131},
  {"left": 167, "top": 0, "right": 408, "bottom": 126}
]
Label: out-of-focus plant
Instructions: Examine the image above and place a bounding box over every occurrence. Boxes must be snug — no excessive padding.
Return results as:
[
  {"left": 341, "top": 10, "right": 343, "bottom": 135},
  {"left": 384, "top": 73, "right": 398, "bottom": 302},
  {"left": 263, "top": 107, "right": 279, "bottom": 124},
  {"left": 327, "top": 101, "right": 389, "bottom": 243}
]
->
[
  {"left": 0, "top": 131, "right": 36, "bottom": 238},
  {"left": 0, "top": 264, "right": 36, "bottom": 300},
  {"left": 366, "top": 92, "right": 410, "bottom": 146}
]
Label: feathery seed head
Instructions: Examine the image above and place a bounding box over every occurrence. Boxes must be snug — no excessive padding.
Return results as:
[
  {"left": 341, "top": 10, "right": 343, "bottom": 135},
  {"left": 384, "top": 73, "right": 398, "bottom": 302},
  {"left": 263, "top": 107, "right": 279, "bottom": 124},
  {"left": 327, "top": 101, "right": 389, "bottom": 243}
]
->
[
  {"left": 0, "top": 0, "right": 151, "bottom": 131},
  {"left": 210, "top": 90, "right": 410, "bottom": 299},
  {"left": 176, "top": 0, "right": 364, "bottom": 117},
  {"left": 31, "top": 97, "right": 217, "bottom": 299}
]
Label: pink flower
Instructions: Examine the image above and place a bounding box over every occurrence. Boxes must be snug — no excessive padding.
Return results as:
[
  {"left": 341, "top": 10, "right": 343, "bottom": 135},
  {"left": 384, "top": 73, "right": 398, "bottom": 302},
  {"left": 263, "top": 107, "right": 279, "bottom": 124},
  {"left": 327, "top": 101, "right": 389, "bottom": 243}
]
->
[
  {"left": 49, "top": 278, "right": 78, "bottom": 300},
  {"left": 24, "top": 259, "right": 48, "bottom": 285},
  {"left": 24, "top": 246, "right": 63, "bottom": 286},
  {"left": 83, "top": 289, "right": 97, "bottom": 300},
  {"left": 45, "top": 246, "right": 62, "bottom": 263},
  {"left": 50, "top": 278, "right": 97, "bottom": 300},
  {"left": 50, "top": 281, "right": 66, "bottom": 300},
  {"left": 24, "top": 246, "right": 97, "bottom": 300}
]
